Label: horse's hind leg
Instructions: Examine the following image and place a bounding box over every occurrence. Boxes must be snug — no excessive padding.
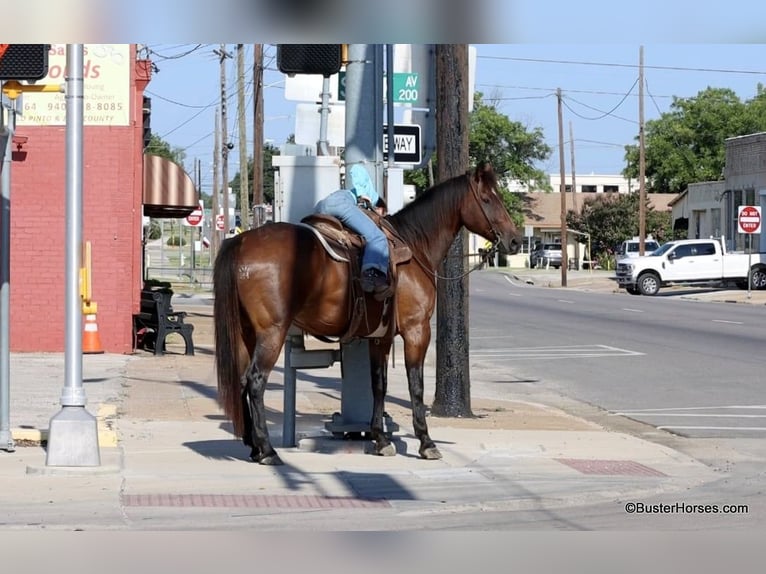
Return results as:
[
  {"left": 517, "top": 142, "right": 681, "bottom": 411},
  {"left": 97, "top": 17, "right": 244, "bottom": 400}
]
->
[
  {"left": 369, "top": 342, "right": 396, "bottom": 456},
  {"left": 241, "top": 337, "right": 284, "bottom": 465}
]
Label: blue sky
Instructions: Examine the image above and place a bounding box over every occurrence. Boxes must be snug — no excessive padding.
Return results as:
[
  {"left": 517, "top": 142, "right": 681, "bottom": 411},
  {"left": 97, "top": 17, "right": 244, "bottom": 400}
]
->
[{"left": 144, "top": 44, "right": 766, "bottom": 195}]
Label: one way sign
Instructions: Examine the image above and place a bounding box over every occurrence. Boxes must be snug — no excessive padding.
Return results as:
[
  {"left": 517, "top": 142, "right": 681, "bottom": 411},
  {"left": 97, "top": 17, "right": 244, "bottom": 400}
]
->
[{"left": 383, "top": 124, "right": 421, "bottom": 165}]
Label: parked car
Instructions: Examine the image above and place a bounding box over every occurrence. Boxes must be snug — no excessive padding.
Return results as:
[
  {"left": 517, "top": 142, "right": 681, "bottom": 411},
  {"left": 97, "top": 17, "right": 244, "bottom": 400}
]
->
[
  {"left": 530, "top": 242, "right": 562, "bottom": 269},
  {"left": 617, "top": 235, "right": 661, "bottom": 259}
]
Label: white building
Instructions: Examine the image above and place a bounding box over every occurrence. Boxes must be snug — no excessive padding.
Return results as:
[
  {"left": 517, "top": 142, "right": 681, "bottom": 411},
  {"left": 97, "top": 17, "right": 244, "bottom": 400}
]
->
[{"left": 508, "top": 173, "right": 638, "bottom": 195}]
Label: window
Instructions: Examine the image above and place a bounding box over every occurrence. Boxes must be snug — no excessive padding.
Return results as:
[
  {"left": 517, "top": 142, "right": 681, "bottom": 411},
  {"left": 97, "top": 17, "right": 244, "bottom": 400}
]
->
[
  {"left": 603, "top": 185, "right": 619, "bottom": 193},
  {"left": 695, "top": 243, "right": 717, "bottom": 256},
  {"left": 582, "top": 185, "right": 597, "bottom": 193},
  {"left": 673, "top": 245, "right": 693, "bottom": 258}
]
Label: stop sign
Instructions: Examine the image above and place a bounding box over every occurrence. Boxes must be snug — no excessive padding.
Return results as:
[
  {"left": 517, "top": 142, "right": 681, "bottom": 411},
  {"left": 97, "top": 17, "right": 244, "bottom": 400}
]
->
[{"left": 738, "top": 205, "right": 761, "bottom": 234}]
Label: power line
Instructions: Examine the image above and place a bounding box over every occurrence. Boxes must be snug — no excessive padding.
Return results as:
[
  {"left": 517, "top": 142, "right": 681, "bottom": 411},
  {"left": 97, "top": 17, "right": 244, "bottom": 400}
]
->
[{"left": 479, "top": 54, "right": 766, "bottom": 76}]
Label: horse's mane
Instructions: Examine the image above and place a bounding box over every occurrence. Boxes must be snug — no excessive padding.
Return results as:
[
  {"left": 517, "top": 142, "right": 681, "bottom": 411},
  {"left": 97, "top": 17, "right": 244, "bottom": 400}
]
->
[
  {"left": 388, "top": 172, "right": 471, "bottom": 252},
  {"left": 389, "top": 164, "right": 501, "bottom": 253}
]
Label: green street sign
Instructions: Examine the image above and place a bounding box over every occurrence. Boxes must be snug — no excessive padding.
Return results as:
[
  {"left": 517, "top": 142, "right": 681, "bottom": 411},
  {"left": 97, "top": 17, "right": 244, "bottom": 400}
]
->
[{"left": 393, "top": 72, "right": 419, "bottom": 103}]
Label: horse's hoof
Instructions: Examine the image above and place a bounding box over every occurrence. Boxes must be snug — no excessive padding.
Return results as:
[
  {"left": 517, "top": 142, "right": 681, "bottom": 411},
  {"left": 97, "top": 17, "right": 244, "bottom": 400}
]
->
[
  {"left": 420, "top": 446, "right": 442, "bottom": 460},
  {"left": 258, "top": 453, "right": 284, "bottom": 466},
  {"left": 377, "top": 443, "right": 396, "bottom": 457}
]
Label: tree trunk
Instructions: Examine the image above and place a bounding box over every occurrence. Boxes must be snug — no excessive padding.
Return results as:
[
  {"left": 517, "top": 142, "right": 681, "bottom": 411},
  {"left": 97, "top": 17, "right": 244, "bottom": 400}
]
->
[{"left": 432, "top": 44, "right": 472, "bottom": 418}]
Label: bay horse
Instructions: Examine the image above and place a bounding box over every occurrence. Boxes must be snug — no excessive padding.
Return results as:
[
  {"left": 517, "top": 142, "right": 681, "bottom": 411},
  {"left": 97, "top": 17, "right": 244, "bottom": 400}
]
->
[{"left": 213, "top": 162, "right": 521, "bottom": 465}]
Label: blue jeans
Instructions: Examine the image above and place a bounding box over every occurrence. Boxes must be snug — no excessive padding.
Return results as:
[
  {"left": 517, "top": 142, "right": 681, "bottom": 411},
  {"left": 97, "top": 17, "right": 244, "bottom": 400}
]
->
[{"left": 315, "top": 190, "right": 389, "bottom": 275}]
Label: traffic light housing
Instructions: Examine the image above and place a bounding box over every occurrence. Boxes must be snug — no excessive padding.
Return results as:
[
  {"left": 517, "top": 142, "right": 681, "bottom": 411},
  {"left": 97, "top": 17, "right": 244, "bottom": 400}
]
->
[
  {"left": 277, "top": 44, "right": 341, "bottom": 77},
  {"left": 0, "top": 44, "right": 50, "bottom": 81}
]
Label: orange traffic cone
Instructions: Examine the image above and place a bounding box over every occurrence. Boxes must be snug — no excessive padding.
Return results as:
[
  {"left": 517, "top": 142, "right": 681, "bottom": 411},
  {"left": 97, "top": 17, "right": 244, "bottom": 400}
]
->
[{"left": 82, "top": 312, "right": 104, "bottom": 354}]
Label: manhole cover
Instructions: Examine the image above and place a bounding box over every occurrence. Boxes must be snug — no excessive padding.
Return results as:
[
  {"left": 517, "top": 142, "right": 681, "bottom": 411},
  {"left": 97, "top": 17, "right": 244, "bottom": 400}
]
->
[{"left": 555, "top": 458, "right": 667, "bottom": 477}]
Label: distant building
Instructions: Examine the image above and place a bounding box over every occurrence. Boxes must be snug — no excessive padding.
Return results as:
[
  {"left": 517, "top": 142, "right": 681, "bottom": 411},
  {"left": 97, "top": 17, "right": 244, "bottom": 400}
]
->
[{"left": 508, "top": 173, "right": 637, "bottom": 195}]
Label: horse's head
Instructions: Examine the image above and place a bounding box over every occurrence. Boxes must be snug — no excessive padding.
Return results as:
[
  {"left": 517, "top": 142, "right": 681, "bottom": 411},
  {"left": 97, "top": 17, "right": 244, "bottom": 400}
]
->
[{"left": 464, "top": 162, "right": 522, "bottom": 255}]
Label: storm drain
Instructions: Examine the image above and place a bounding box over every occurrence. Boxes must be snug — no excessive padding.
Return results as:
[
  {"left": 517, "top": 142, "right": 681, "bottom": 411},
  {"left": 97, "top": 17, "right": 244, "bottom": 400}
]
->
[
  {"left": 121, "top": 493, "right": 390, "bottom": 509},
  {"left": 555, "top": 458, "right": 667, "bottom": 477}
]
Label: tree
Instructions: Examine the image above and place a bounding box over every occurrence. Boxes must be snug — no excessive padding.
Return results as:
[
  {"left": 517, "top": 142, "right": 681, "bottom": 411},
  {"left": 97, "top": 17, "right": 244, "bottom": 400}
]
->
[
  {"left": 229, "top": 142, "right": 280, "bottom": 209},
  {"left": 623, "top": 86, "right": 766, "bottom": 194},
  {"left": 566, "top": 193, "right": 672, "bottom": 265},
  {"left": 405, "top": 92, "right": 552, "bottom": 228},
  {"left": 144, "top": 133, "right": 186, "bottom": 166}
]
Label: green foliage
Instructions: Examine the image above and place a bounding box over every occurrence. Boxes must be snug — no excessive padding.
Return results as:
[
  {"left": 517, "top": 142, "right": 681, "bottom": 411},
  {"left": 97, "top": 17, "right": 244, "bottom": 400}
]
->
[
  {"left": 566, "top": 193, "right": 671, "bottom": 258},
  {"left": 403, "top": 91, "right": 551, "bottom": 229},
  {"left": 144, "top": 133, "right": 187, "bottom": 166},
  {"left": 623, "top": 86, "right": 766, "bottom": 194},
  {"left": 146, "top": 220, "right": 162, "bottom": 240},
  {"left": 469, "top": 92, "right": 552, "bottom": 190},
  {"left": 165, "top": 235, "right": 186, "bottom": 247},
  {"left": 229, "top": 142, "right": 279, "bottom": 209}
]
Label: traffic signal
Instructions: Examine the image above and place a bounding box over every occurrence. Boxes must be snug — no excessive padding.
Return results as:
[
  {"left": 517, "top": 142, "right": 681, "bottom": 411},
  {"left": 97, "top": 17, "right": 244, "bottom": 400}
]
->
[
  {"left": 277, "top": 44, "right": 341, "bottom": 77},
  {"left": 142, "top": 96, "right": 151, "bottom": 149},
  {"left": 0, "top": 44, "right": 49, "bottom": 81}
]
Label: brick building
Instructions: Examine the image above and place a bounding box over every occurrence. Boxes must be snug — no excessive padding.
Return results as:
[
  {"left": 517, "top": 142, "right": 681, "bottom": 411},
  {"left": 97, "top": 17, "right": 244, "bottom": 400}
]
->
[{"left": 5, "top": 45, "right": 195, "bottom": 352}]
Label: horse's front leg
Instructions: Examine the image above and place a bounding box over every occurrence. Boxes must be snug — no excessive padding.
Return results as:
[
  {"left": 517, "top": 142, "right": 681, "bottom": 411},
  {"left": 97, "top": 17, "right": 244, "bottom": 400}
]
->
[
  {"left": 369, "top": 341, "right": 396, "bottom": 456},
  {"left": 241, "top": 349, "right": 283, "bottom": 465}
]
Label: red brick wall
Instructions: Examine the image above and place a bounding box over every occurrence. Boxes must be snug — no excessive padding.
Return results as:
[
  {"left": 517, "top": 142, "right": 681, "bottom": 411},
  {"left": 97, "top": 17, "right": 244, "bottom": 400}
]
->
[{"left": 9, "top": 47, "right": 148, "bottom": 353}]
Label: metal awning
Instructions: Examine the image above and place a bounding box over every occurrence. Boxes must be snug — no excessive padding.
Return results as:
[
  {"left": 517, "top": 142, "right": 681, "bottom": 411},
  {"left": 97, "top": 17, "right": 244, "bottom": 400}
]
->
[{"left": 142, "top": 154, "right": 199, "bottom": 218}]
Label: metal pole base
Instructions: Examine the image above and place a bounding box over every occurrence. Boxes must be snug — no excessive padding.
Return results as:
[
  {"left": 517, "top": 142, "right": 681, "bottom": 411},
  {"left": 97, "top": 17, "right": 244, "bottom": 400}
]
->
[
  {"left": 45, "top": 406, "right": 101, "bottom": 466},
  {"left": 0, "top": 430, "right": 15, "bottom": 452},
  {"left": 324, "top": 411, "right": 399, "bottom": 438}
]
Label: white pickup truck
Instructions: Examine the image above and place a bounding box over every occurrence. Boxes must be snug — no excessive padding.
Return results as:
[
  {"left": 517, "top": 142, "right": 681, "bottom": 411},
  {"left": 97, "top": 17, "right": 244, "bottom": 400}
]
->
[{"left": 614, "top": 237, "right": 766, "bottom": 295}]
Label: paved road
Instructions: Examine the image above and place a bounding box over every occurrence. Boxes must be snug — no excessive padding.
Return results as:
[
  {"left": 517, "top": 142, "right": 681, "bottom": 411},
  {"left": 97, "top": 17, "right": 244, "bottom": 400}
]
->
[{"left": 468, "top": 270, "right": 766, "bottom": 440}]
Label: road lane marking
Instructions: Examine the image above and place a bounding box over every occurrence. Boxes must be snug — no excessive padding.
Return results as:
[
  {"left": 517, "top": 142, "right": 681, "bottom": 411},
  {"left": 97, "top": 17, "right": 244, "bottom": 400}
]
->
[
  {"left": 657, "top": 425, "right": 766, "bottom": 431},
  {"left": 622, "top": 308, "right": 644, "bottom": 313},
  {"left": 471, "top": 344, "right": 643, "bottom": 360},
  {"left": 557, "top": 299, "right": 574, "bottom": 304},
  {"left": 612, "top": 405, "right": 766, "bottom": 413},
  {"left": 712, "top": 319, "right": 744, "bottom": 324}
]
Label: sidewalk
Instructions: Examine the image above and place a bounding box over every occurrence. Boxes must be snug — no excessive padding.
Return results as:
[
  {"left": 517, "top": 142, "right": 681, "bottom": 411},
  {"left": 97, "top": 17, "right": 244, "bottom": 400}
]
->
[
  {"left": 504, "top": 266, "right": 766, "bottom": 304},
  {"left": 0, "top": 293, "right": 735, "bottom": 530}
]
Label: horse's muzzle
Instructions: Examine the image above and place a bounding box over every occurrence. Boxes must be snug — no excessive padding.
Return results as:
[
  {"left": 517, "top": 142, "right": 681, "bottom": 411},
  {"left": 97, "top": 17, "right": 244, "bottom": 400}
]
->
[{"left": 503, "top": 235, "right": 522, "bottom": 255}]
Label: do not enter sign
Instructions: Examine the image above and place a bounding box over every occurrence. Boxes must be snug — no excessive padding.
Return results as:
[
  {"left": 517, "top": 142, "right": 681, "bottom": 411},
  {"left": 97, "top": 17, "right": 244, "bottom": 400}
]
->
[
  {"left": 738, "top": 205, "right": 762, "bottom": 234},
  {"left": 184, "top": 201, "right": 205, "bottom": 227}
]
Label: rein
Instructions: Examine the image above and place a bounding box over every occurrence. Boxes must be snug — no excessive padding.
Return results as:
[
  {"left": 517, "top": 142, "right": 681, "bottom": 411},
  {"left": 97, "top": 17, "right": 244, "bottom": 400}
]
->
[{"left": 410, "top": 175, "right": 503, "bottom": 282}]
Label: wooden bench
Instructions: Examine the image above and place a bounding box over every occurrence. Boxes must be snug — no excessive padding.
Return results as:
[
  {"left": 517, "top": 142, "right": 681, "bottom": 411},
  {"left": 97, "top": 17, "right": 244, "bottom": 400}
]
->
[{"left": 133, "top": 282, "right": 195, "bottom": 356}]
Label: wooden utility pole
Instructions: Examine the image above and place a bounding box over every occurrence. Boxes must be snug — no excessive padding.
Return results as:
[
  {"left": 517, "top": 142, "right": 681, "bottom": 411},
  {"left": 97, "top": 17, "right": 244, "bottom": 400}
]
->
[
  {"left": 569, "top": 120, "right": 577, "bottom": 212},
  {"left": 212, "top": 107, "right": 220, "bottom": 258},
  {"left": 638, "top": 45, "right": 647, "bottom": 255},
  {"left": 557, "top": 88, "right": 568, "bottom": 287},
  {"left": 253, "top": 44, "right": 264, "bottom": 212},
  {"left": 432, "top": 44, "right": 471, "bottom": 418},
  {"left": 236, "top": 44, "right": 250, "bottom": 229},
  {"left": 217, "top": 44, "right": 231, "bottom": 235}
]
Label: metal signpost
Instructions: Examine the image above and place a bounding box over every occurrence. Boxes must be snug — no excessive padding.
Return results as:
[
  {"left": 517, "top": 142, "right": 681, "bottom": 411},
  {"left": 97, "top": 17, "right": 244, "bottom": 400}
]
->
[
  {"left": 46, "top": 45, "right": 100, "bottom": 466},
  {"left": 738, "top": 205, "right": 761, "bottom": 301}
]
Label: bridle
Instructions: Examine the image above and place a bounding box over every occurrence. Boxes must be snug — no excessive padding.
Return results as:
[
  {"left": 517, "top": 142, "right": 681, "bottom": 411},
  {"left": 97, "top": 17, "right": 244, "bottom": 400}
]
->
[{"left": 412, "top": 173, "right": 505, "bottom": 282}]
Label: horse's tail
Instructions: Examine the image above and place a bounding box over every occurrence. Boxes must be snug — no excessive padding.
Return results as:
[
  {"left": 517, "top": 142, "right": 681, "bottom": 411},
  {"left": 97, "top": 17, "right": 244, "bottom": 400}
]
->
[{"left": 213, "top": 236, "right": 247, "bottom": 437}]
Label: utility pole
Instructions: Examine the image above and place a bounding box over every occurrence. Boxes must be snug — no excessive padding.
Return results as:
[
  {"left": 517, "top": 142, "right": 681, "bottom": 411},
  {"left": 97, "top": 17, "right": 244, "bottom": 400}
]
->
[
  {"left": 557, "top": 88, "right": 568, "bottom": 287},
  {"left": 638, "top": 45, "right": 646, "bottom": 255},
  {"left": 236, "top": 44, "right": 250, "bottom": 229},
  {"left": 253, "top": 44, "right": 264, "bottom": 216},
  {"left": 432, "top": 44, "right": 471, "bottom": 418},
  {"left": 569, "top": 120, "right": 577, "bottom": 212},
  {"left": 216, "top": 45, "right": 232, "bottom": 235},
  {"left": 212, "top": 107, "right": 220, "bottom": 258}
]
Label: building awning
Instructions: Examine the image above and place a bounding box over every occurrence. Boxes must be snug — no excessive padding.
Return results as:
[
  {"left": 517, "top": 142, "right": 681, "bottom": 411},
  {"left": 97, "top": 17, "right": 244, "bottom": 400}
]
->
[{"left": 142, "top": 154, "right": 199, "bottom": 218}]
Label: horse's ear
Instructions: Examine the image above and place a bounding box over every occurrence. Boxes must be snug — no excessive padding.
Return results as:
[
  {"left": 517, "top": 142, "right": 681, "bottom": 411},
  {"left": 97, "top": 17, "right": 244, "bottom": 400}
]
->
[{"left": 474, "top": 161, "right": 497, "bottom": 189}]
